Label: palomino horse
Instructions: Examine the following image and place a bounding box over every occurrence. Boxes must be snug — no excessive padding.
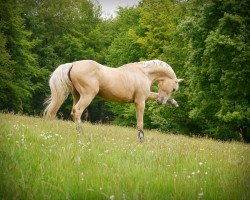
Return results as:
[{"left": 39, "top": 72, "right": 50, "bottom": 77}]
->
[{"left": 44, "top": 60, "right": 182, "bottom": 141}]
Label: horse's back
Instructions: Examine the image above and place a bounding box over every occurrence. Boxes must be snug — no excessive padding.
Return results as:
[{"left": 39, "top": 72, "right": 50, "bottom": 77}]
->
[{"left": 72, "top": 60, "right": 100, "bottom": 72}]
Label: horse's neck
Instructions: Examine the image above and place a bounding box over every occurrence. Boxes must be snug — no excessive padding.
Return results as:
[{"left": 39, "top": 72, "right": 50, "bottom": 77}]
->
[{"left": 142, "top": 61, "right": 176, "bottom": 82}]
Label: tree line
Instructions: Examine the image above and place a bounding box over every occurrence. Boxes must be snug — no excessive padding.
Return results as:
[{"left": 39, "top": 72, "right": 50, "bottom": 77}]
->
[{"left": 1, "top": 0, "right": 249, "bottom": 141}]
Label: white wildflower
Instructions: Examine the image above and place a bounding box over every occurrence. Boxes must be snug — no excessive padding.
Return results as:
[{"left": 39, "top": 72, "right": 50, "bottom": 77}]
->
[{"left": 198, "top": 191, "right": 204, "bottom": 198}]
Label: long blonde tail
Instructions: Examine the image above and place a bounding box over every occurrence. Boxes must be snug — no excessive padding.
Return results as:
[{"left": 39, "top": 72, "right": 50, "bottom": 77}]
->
[{"left": 44, "top": 63, "right": 73, "bottom": 119}]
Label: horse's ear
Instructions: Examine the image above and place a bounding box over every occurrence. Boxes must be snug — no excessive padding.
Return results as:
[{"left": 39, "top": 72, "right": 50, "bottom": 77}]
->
[{"left": 177, "top": 79, "right": 184, "bottom": 83}]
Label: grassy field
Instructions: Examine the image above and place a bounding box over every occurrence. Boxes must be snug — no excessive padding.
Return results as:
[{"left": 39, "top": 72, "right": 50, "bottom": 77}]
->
[{"left": 0, "top": 113, "right": 249, "bottom": 200}]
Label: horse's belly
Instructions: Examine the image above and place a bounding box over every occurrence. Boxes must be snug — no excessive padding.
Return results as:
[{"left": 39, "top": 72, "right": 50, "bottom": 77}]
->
[{"left": 97, "top": 90, "right": 134, "bottom": 103}]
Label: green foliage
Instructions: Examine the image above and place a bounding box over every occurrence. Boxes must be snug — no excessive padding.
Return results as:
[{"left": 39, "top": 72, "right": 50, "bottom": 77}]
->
[
  {"left": 105, "top": 7, "right": 143, "bottom": 66},
  {"left": 0, "top": 0, "right": 40, "bottom": 113},
  {"left": 180, "top": 0, "right": 249, "bottom": 139}
]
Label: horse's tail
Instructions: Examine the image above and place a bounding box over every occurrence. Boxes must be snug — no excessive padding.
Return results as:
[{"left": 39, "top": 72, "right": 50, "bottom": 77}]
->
[{"left": 43, "top": 63, "right": 73, "bottom": 119}]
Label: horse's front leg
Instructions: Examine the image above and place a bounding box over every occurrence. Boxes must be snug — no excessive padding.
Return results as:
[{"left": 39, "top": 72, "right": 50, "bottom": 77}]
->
[
  {"left": 148, "top": 92, "right": 179, "bottom": 107},
  {"left": 147, "top": 92, "right": 159, "bottom": 100},
  {"left": 135, "top": 100, "right": 145, "bottom": 142}
]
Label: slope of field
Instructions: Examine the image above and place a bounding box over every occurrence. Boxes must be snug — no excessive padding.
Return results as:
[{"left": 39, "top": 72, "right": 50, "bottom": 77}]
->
[{"left": 0, "top": 113, "right": 249, "bottom": 199}]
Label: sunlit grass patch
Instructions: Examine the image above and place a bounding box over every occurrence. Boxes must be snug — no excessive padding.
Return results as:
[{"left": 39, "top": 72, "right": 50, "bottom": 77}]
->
[{"left": 0, "top": 113, "right": 249, "bottom": 199}]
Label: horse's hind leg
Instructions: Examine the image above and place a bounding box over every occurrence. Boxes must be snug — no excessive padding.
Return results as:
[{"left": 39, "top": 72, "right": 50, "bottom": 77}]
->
[
  {"left": 71, "top": 93, "right": 95, "bottom": 125},
  {"left": 70, "top": 88, "right": 80, "bottom": 119}
]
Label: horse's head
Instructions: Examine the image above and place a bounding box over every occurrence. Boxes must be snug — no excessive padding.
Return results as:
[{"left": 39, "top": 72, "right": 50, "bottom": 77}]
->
[{"left": 157, "top": 78, "right": 183, "bottom": 105}]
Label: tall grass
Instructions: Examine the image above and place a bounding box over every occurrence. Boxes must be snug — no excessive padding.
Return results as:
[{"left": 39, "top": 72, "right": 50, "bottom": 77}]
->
[{"left": 0, "top": 113, "right": 249, "bottom": 199}]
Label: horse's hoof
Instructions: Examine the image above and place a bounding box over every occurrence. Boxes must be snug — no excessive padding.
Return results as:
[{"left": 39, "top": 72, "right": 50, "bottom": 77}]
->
[{"left": 138, "top": 130, "right": 144, "bottom": 142}]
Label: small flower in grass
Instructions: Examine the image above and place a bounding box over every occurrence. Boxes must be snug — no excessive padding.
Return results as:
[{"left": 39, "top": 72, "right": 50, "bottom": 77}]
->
[
  {"left": 110, "top": 195, "right": 115, "bottom": 200},
  {"left": 13, "top": 124, "right": 19, "bottom": 130},
  {"left": 199, "top": 162, "right": 203, "bottom": 166},
  {"left": 205, "top": 172, "right": 208, "bottom": 175},
  {"left": 198, "top": 191, "right": 204, "bottom": 199},
  {"left": 187, "top": 175, "right": 191, "bottom": 179},
  {"left": 21, "top": 134, "right": 25, "bottom": 143},
  {"left": 192, "top": 172, "right": 196, "bottom": 175},
  {"left": 76, "top": 156, "right": 81, "bottom": 163}
]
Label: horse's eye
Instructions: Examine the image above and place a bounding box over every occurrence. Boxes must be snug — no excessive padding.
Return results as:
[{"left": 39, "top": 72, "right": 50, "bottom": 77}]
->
[{"left": 173, "top": 88, "right": 176, "bottom": 92}]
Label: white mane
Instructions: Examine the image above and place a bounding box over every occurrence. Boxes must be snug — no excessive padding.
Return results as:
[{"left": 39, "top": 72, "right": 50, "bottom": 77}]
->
[{"left": 142, "top": 60, "right": 176, "bottom": 79}]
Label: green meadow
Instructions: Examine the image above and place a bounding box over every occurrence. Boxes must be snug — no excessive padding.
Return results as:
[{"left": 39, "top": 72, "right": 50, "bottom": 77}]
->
[{"left": 0, "top": 113, "right": 249, "bottom": 200}]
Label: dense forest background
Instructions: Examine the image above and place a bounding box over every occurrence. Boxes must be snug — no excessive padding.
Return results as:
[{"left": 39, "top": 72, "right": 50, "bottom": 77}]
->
[{"left": 1, "top": 0, "right": 249, "bottom": 141}]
